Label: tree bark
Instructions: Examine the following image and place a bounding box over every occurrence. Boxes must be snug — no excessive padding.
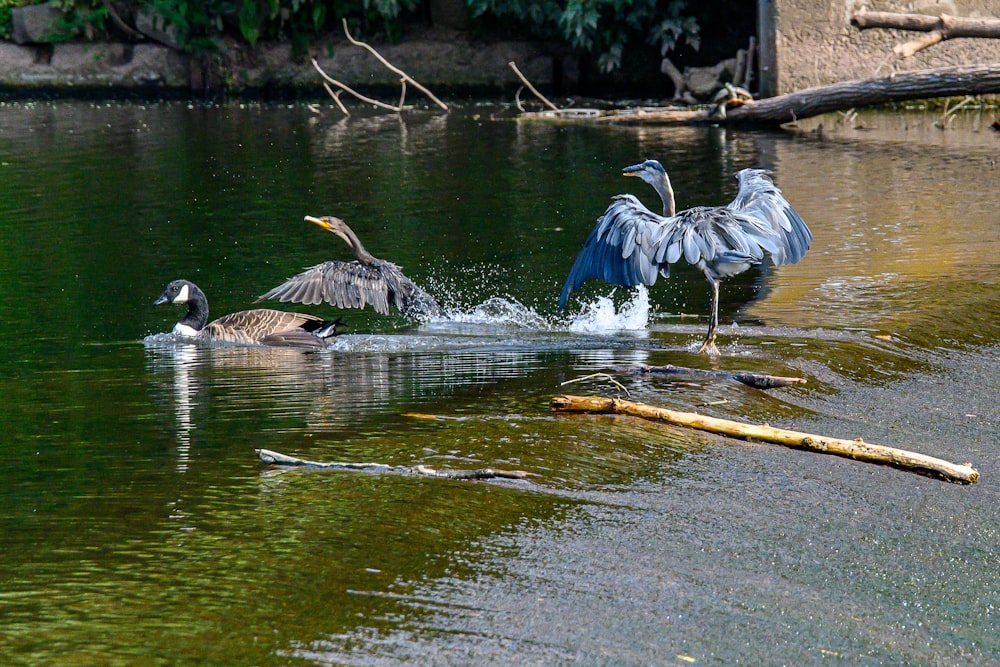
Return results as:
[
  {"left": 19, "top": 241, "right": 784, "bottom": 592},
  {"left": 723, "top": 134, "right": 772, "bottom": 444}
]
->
[
  {"left": 723, "top": 64, "right": 1000, "bottom": 124},
  {"left": 852, "top": 10, "right": 1000, "bottom": 38},
  {"left": 550, "top": 395, "right": 979, "bottom": 484}
]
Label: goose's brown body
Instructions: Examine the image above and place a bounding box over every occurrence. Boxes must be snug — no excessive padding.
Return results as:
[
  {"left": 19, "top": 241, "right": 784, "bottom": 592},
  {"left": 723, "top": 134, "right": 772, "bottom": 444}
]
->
[{"left": 154, "top": 280, "right": 344, "bottom": 349}]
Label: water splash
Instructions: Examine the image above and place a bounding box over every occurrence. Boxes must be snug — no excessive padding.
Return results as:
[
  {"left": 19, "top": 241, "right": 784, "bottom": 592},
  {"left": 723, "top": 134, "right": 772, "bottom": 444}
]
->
[
  {"left": 443, "top": 296, "right": 551, "bottom": 329},
  {"left": 567, "top": 286, "right": 650, "bottom": 333}
]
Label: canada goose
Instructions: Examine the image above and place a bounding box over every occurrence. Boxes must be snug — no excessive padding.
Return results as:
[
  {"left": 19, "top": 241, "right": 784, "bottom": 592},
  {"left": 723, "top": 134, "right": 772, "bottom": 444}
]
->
[
  {"left": 154, "top": 279, "right": 346, "bottom": 349},
  {"left": 256, "top": 215, "right": 441, "bottom": 319}
]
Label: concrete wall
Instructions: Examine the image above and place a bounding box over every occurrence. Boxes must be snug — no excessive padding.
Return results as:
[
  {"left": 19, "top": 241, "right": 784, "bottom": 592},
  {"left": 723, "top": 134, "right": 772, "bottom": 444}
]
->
[{"left": 759, "top": 0, "right": 1000, "bottom": 96}]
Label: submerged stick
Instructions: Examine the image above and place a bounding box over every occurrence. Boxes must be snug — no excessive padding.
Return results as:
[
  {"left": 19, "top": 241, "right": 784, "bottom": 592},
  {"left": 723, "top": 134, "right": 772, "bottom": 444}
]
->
[
  {"left": 637, "top": 364, "right": 806, "bottom": 390},
  {"left": 256, "top": 449, "right": 532, "bottom": 481},
  {"left": 508, "top": 61, "right": 560, "bottom": 111},
  {"left": 550, "top": 395, "right": 979, "bottom": 484}
]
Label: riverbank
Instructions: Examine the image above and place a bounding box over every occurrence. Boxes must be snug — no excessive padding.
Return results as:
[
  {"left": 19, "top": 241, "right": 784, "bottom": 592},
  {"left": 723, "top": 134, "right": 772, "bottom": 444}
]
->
[{"left": 0, "top": 31, "right": 575, "bottom": 100}]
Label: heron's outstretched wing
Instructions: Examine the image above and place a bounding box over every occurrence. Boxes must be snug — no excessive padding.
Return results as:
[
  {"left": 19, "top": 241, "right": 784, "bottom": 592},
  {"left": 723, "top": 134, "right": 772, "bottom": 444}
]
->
[
  {"left": 728, "top": 169, "right": 812, "bottom": 265},
  {"left": 558, "top": 195, "right": 673, "bottom": 309}
]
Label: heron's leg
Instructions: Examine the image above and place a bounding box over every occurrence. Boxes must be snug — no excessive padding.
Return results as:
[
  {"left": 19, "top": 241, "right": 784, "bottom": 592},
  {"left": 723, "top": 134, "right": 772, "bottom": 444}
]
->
[{"left": 698, "top": 279, "right": 721, "bottom": 355}]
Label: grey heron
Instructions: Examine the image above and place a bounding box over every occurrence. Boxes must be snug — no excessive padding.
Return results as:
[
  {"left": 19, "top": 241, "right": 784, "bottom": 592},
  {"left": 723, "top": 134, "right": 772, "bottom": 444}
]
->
[{"left": 559, "top": 160, "right": 812, "bottom": 355}]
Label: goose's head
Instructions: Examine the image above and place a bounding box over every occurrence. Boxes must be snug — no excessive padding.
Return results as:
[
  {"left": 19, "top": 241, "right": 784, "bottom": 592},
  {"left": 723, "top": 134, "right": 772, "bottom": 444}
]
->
[{"left": 154, "top": 279, "right": 197, "bottom": 306}]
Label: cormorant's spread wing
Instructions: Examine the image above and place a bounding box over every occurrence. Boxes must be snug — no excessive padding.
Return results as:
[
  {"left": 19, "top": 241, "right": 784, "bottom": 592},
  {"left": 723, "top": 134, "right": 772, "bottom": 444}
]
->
[{"left": 256, "top": 261, "right": 395, "bottom": 315}]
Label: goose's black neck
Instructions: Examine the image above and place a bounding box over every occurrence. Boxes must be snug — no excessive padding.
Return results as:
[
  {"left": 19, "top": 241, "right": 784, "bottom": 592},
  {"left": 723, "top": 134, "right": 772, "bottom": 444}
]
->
[{"left": 179, "top": 283, "right": 209, "bottom": 331}]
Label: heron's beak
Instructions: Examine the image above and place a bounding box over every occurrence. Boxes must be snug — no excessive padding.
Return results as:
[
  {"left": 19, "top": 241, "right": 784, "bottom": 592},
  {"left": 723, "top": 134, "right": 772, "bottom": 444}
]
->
[
  {"left": 304, "top": 215, "right": 332, "bottom": 231},
  {"left": 622, "top": 163, "right": 644, "bottom": 177}
]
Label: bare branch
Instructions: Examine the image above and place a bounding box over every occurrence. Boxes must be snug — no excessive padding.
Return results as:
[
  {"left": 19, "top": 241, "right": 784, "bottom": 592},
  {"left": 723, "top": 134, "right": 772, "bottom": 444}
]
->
[
  {"left": 312, "top": 58, "right": 403, "bottom": 111},
  {"left": 508, "top": 61, "right": 560, "bottom": 111},
  {"left": 551, "top": 395, "right": 979, "bottom": 484},
  {"left": 322, "top": 82, "right": 351, "bottom": 116},
  {"left": 341, "top": 18, "right": 448, "bottom": 110}
]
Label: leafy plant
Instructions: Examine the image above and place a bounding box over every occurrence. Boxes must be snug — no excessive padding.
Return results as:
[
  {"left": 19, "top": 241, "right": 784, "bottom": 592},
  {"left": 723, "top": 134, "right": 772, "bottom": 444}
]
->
[
  {"left": 48, "top": 0, "right": 108, "bottom": 42},
  {"left": 467, "top": 0, "right": 699, "bottom": 72}
]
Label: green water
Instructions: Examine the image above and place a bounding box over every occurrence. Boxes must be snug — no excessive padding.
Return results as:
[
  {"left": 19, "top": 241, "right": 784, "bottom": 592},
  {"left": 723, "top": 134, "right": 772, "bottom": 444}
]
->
[{"left": 0, "top": 101, "right": 998, "bottom": 665}]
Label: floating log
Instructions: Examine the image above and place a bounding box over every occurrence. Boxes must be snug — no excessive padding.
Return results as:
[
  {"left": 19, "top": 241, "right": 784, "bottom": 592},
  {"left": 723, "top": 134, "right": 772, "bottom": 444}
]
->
[
  {"left": 550, "top": 395, "right": 979, "bottom": 484},
  {"left": 637, "top": 364, "right": 806, "bottom": 390},
  {"left": 255, "top": 448, "right": 532, "bottom": 481}
]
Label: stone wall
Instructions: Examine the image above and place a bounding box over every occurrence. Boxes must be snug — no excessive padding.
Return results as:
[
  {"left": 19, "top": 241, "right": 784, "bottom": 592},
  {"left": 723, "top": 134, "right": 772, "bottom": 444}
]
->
[{"left": 759, "top": 0, "right": 1000, "bottom": 96}]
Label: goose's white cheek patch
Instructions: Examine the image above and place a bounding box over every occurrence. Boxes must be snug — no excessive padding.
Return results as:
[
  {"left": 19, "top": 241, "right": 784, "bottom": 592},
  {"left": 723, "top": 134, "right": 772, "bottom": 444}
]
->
[{"left": 174, "top": 284, "right": 190, "bottom": 303}]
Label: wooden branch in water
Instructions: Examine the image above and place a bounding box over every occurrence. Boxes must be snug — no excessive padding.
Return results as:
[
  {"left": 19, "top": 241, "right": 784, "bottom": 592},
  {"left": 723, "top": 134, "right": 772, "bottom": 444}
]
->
[
  {"left": 508, "top": 61, "right": 560, "bottom": 111},
  {"left": 550, "top": 395, "right": 979, "bottom": 484},
  {"left": 340, "top": 19, "right": 448, "bottom": 111},
  {"left": 313, "top": 59, "right": 402, "bottom": 112},
  {"left": 637, "top": 364, "right": 806, "bottom": 390},
  {"left": 256, "top": 448, "right": 532, "bottom": 481}
]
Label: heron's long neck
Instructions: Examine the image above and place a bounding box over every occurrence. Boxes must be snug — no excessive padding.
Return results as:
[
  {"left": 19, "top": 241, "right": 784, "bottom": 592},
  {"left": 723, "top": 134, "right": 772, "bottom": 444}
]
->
[
  {"left": 654, "top": 172, "right": 676, "bottom": 217},
  {"left": 181, "top": 288, "right": 209, "bottom": 331}
]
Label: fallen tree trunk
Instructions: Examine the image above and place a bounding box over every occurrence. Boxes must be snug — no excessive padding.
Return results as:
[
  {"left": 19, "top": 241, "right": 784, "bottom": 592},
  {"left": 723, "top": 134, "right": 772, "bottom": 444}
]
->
[
  {"left": 723, "top": 64, "right": 1000, "bottom": 124},
  {"left": 256, "top": 448, "right": 532, "bottom": 481},
  {"left": 550, "top": 395, "right": 979, "bottom": 484},
  {"left": 636, "top": 364, "right": 806, "bottom": 390}
]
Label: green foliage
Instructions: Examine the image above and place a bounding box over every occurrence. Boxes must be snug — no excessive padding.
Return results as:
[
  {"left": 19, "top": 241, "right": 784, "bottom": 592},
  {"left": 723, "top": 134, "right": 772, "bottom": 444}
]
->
[
  {"left": 3, "top": 0, "right": 698, "bottom": 74},
  {"left": 45, "top": 0, "right": 107, "bottom": 42},
  {"left": 467, "top": 0, "right": 699, "bottom": 72},
  {"left": 0, "top": 7, "right": 11, "bottom": 39}
]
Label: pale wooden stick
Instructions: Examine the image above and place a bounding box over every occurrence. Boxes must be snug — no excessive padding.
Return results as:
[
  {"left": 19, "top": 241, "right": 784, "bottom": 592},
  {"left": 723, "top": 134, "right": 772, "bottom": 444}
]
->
[
  {"left": 550, "top": 395, "right": 979, "bottom": 484},
  {"left": 322, "top": 82, "right": 351, "bottom": 115},
  {"left": 312, "top": 58, "right": 403, "bottom": 111},
  {"left": 895, "top": 30, "right": 944, "bottom": 57},
  {"left": 508, "top": 61, "right": 560, "bottom": 111},
  {"left": 341, "top": 18, "right": 448, "bottom": 110},
  {"left": 256, "top": 448, "right": 532, "bottom": 481},
  {"left": 560, "top": 372, "right": 631, "bottom": 397}
]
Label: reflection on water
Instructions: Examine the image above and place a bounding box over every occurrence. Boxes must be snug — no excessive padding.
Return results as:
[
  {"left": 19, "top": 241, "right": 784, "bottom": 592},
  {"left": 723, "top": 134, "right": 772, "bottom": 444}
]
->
[{"left": 1, "top": 102, "right": 999, "bottom": 665}]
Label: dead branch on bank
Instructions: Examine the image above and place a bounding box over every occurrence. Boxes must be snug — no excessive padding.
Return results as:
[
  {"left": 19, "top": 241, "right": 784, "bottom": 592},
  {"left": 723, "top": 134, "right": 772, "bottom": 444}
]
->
[
  {"left": 716, "top": 63, "right": 1000, "bottom": 125},
  {"left": 313, "top": 18, "right": 447, "bottom": 114},
  {"left": 852, "top": 10, "right": 1000, "bottom": 58},
  {"left": 636, "top": 364, "right": 806, "bottom": 390},
  {"left": 518, "top": 64, "right": 1000, "bottom": 126},
  {"left": 256, "top": 448, "right": 532, "bottom": 481},
  {"left": 550, "top": 395, "right": 979, "bottom": 484}
]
